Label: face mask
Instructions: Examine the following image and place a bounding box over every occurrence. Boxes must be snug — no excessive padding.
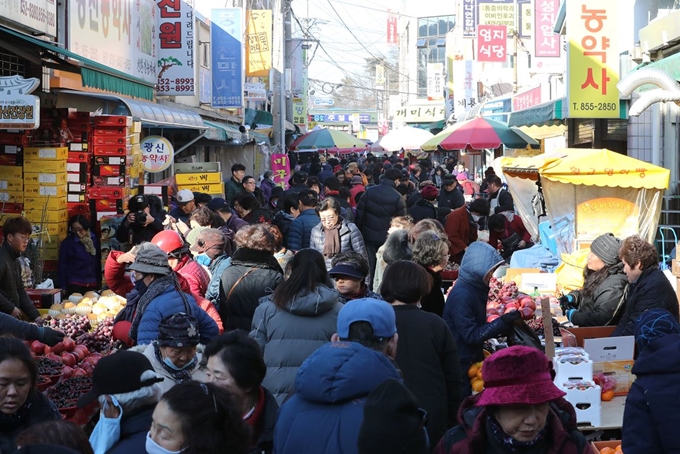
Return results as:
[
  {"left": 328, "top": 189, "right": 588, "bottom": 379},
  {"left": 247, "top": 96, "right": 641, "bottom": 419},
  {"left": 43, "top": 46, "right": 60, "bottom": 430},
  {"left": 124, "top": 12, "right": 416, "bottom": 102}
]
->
[
  {"left": 145, "top": 433, "right": 185, "bottom": 454},
  {"left": 134, "top": 278, "right": 148, "bottom": 296},
  {"left": 471, "top": 214, "right": 481, "bottom": 222},
  {"left": 163, "top": 356, "right": 192, "bottom": 371},
  {"left": 90, "top": 395, "right": 123, "bottom": 454},
  {"left": 195, "top": 253, "right": 211, "bottom": 267}
]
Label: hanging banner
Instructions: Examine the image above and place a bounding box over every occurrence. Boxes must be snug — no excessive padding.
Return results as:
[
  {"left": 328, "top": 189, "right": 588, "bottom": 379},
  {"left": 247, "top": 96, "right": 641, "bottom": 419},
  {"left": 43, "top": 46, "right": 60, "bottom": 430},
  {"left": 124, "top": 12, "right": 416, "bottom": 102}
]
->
[
  {"left": 292, "top": 97, "right": 306, "bottom": 129},
  {"left": 375, "top": 65, "right": 385, "bottom": 89},
  {"left": 140, "top": 136, "right": 174, "bottom": 173},
  {"left": 478, "top": 0, "right": 516, "bottom": 34},
  {"left": 387, "top": 11, "right": 398, "bottom": 45},
  {"left": 512, "top": 86, "right": 542, "bottom": 111},
  {"left": 477, "top": 25, "right": 507, "bottom": 62},
  {"left": 156, "top": 0, "right": 195, "bottom": 96},
  {"left": 0, "top": 77, "right": 40, "bottom": 130},
  {"left": 286, "top": 38, "right": 304, "bottom": 95},
  {"left": 535, "top": 0, "right": 561, "bottom": 58},
  {"left": 453, "top": 60, "right": 477, "bottom": 121},
  {"left": 245, "top": 10, "right": 272, "bottom": 77},
  {"left": 68, "top": 0, "right": 157, "bottom": 84},
  {"left": 426, "top": 63, "right": 444, "bottom": 101},
  {"left": 445, "top": 33, "right": 462, "bottom": 119},
  {"left": 519, "top": 0, "right": 532, "bottom": 39},
  {"left": 462, "top": 0, "right": 477, "bottom": 38},
  {"left": 567, "top": 0, "right": 620, "bottom": 118},
  {"left": 211, "top": 8, "right": 243, "bottom": 108},
  {"left": 270, "top": 153, "right": 291, "bottom": 188}
]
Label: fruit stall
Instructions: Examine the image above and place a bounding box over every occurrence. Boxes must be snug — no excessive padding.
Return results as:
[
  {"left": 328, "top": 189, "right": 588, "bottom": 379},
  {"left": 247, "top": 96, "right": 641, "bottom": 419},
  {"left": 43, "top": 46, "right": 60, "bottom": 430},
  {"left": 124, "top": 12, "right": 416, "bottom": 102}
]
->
[{"left": 29, "top": 290, "right": 125, "bottom": 423}]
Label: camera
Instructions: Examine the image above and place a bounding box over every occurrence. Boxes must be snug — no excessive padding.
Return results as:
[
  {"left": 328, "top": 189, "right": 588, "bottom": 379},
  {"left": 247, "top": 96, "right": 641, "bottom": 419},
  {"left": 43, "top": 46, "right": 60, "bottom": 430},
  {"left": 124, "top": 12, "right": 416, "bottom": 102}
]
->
[
  {"left": 130, "top": 195, "right": 149, "bottom": 227},
  {"left": 135, "top": 210, "right": 148, "bottom": 225}
]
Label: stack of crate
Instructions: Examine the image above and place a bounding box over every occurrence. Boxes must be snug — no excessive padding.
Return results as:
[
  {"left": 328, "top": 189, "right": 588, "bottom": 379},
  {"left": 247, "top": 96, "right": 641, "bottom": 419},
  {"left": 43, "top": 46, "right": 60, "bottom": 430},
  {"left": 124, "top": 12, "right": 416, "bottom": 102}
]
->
[
  {"left": 175, "top": 162, "right": 224, "bottom": 198},
  {"left": 66, "top": 112, "right": 93, "bottom": 219}
]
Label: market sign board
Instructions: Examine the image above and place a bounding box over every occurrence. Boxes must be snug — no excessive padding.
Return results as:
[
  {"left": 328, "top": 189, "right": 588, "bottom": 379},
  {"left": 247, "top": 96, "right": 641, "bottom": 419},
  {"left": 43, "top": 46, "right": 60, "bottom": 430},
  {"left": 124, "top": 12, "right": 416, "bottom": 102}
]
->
[
  {"left": 2, "top": 0, "right": 56, "bottom": 36},
  {"left": 478, "top": 0, "right": 516, "bottom": 34},
  {"left": 391, "top": 103, "right": 446, "bottom": 123},
  {"left": 461, "top": 0, "right": 477, "bottom": 38},
  {"left": 245, "top": 10, "right": 272, "bottom": 77},
  {"left": 535, "top": 0, "right": 561, "bottom": 58},
  {"left": 210, "top": 8, "right": 244, "bottom": 108},
  {"left": 0, "top": 76, "right": 40, "bottom": 130},
  {"left": 140, "top": 135, "right": 173, "bottom": 173},
  {"left": 68, "top": 0, "right": 158, "bottom": 84},
  {"left": 156, "top": 0, "right": 195, "bottom": 96},
  {"left": 477, "top": 25, "right": 507, "bottom": 62},
  {"left": 567, "top": 0, "right": 620, "bottom": 118}
]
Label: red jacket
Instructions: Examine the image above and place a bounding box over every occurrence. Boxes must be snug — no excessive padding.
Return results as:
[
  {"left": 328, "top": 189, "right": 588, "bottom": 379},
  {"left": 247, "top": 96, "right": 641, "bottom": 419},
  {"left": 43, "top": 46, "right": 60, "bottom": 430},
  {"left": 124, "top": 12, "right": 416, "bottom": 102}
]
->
[
  {"left": 445, "top": 205, "right": 477, "bottom": 257},
  {"left": 350, "top": 184, "right": 365, "bottom": 208},
  {"left": 174, "top": 256, "right": 223, "bottom": 333},
  {"left": 488, "top": 214, "right": 532, "bottom": 250}
]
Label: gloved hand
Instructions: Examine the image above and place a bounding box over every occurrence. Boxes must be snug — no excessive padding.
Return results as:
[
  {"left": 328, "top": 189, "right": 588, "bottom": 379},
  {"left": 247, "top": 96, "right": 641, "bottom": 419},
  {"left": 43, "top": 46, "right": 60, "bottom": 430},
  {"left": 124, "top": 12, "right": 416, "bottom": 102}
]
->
[
  {"left": 38, "top": 326, "right": 65, "bottom": 346},
  {"left": 566, "top": 309, "right": 577, "bottom": 324},
  {"left": 500, "top": 310, "right": 522, "bottom": 326},
  {"left": 558, "top": 294, "right": 577, "bottom": 313}
]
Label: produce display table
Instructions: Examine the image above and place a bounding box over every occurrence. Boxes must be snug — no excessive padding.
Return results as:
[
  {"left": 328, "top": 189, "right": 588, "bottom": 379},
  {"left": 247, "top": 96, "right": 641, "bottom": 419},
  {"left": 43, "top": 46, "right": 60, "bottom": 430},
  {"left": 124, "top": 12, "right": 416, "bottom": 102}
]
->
[{"left": 578, "top": 396, "right": 625, "bottom": 431}]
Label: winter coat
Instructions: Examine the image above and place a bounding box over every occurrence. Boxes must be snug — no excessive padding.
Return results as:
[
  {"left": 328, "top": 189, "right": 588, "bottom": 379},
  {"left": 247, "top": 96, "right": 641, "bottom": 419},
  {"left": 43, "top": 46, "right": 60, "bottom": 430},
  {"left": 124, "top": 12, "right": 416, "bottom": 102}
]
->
[
  {"left": 107, "top": 406, "right": 155, "bottom": 454},
  {"left": 272, "top": 211, "right": 295, "bottom": 245},
  {"left": 612, "top": 267, "right": 679, "bottom": 336},
  {"left": 489, "top": 187, "right": 514, "bottom": 214},
  {"left": 309, "top": 219, "right": 368, "bottom": 269},
  {"left": 141, "top": 343, "right": 208, "bottom": 395},
  {"left": 287, "top": 209, "right": 320, "bottom": 251},
  {"left": 443, "top": 242, "right": 510, "bottom": 368},
  {"left": 115, "top": 209, "right": 166, "bottom": 245},
  {"left": 134, "top": 284, "right": 219, "bottom": 345},
  {"left": 355, "top": 178, "right": 407, "bottom": 245},
  {"left": 336, "top": 288, "right": 382, "bottom": 305},
  {"left": 622, "top": 333, "right": 680, "bottom": 454},
  {"left": 349, "top": 184, "right": 365, "bottom": 208},
  {"left": 0, "top": 241, "right": 39, "bottom": 320},
  {"left": 168, "top": 206, "right": 191, "bottom": 224},
  {"left": 568, "top": 263, "right": 628, "bottom": 327},
  {"left": 0, "top": 389, "right": 60, "bottom": 454},
  {"left": 406, "top": 191, "right": 421, "bottom": 208},
  {"left": 393, "top": 304, "right": 462, "bottom": 447},
  {"left": 248, "top": 386, "right": 279, "bottom": 454},
  {"left": 434, "top": 395, "right": 588, "bottom": 454},
  {"left": 408, "top": 198, "right": 438, "bottom": 223},
  {"left": 318, "top": 165, "right": 334, "bottom": 184},
  {"left": 488, "top": 214, "right": 533, "bottom": 250},
  {"left": 174, "top": 257, "right": 223, "bottom": 332},
  {"left": 420, "top": 267, "right": 445, "bottom": 317},
  {"left": 439, "top": 187, "right": 466, "bottom": 212},
  {"left": 273, "top": 341, "right": 402, "bottom": 454},
  {"left": 58, "top": 232, "right": 101, "bottom": 288},
  {"left": 445, "top": 205, "right": 477, "bottom": 260},
  {"left": 219, "top": 248, "right": 284, "bottom": 331},
  {"left": 260, "top": 178, "right": 277, "bottom": 204},
  {"left": 205, "top": 254, "right": 231, "bottom": 307},
  {"left": 250, "top": 285, "right": 341, "bottom": 404},
  {"left": 0, "top": 310, "right": 44, "bottom": 340},
  {"left": 225, "top": 176, "right": 242, "bottom": 207}
]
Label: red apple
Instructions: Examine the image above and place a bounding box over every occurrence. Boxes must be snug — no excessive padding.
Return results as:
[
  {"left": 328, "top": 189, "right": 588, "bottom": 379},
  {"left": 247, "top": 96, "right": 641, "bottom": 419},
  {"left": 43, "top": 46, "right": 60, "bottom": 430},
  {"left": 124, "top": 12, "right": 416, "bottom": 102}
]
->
[
  {"left": 30, "top": 340, "right": 46, "bottom": 356},
  {"left": 51, "top": 342, "right": 65, "bottom": 355},
  {"left": 487, "top": 314, "right": 500, "bottom": 322},
  {"left": 505, "top": 302, "right": 520, "bottom": 311},
  {"left": 60, "top": 352, "right": 76, "bottom": 367}
]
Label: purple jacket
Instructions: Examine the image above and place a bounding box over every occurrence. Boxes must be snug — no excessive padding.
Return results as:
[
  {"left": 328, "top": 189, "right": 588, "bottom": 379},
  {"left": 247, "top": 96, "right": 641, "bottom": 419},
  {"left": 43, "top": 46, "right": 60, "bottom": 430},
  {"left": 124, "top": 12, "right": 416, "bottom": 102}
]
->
[{"left": 58, "top": 232, "right": 102, "bottom": 287}]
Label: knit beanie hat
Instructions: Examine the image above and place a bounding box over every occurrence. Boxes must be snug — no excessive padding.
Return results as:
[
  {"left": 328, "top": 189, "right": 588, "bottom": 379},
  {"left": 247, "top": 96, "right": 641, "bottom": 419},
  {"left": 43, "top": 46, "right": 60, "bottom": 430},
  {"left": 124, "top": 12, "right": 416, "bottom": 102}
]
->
[
  {"left": 634, "top": 308, "right": 680, "bottom": 352},
  {"left": 590, "top": 233, "right": 621, "bottom": 266},
  {"left": 421, "top": 185, "right": 439, "bottom": 201},
  {"left": 158, "top": 313, "right": 200, "bottom": 348},
  {"left": 358, "top": 378, "right": 429, "bottom": 454}
]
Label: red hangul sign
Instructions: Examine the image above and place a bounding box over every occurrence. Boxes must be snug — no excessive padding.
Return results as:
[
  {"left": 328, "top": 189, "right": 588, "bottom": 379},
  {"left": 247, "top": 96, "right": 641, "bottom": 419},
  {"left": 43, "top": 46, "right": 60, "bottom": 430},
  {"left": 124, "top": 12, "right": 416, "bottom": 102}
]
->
[
  {"left": 535, "top": 0, "right": 561, "bottom": 58},
  {"left": 477, "top": 25, "right": 507, "bottom": 62},
  {"left": 156, "top": 0, "right": 195, "bottom": 95},
  {"left": 512, "top": 86, "right": 542, "bottom": 111},
  {"left": 387, "top": 11, "right": 398, "bottom": 45}
]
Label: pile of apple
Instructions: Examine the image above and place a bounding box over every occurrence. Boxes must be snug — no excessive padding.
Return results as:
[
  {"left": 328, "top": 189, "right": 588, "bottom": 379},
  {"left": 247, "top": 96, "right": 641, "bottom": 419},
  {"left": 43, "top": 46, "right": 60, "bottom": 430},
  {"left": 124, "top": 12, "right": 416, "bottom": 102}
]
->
[
  {"left": 29, "top": 338, "right": 102, "bottom": 379},
  {"left": 488, "top": 277, "right": 519, "bottom": 303},
  {"left": 486, "top": 294, "right": 537, "bottom": 323}
]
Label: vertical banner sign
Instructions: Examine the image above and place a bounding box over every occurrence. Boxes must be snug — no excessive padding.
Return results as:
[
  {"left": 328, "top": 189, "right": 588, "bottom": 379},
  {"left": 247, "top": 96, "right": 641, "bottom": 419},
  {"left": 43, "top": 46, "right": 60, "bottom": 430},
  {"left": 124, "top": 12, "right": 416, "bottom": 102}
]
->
[
  {"left": 157, "top": 0, "right": 195, "bottom": 95},
  {"left": 286, "top": 39, "right": 305, "bottom": 95},
  {"left": 535, "top": 0, "right": 561, "bottom": 57},
  {"left": 519, "top": 0, "right": 532, "bottom": 39},
  {"left": 270, "top": 153, "right": 291, "bottom": 188},
  {"left": 477, "top": 25, "right": 507, "bottom": 62},
  {"left": 246, "top": 10, "right": 272, "bottom": 77},
  {"left": 375, "top": 65, "right": 386, "bottom": 89},
  {"left": 292, "top": 97, "right": 306, "bottom": 129},
  {"left": 567, "top": 0, "right": 619, "bottom": 118},
  {"left": 462, "top": 0, "right": 477, "bottom": 38},
  {"left": 199, "top": 67, "right": 212, "bottom": 104},
  {"left": 211, "top": 8, "right": 243, "bottom": 108},
  {"left": 478, "top": 0, "right": 515, "bottom": 34},
  {"left": 427, "top": 63, "right": 444, "bottom": 101},
  {"left": 387, "top": 10, "right": 398, "bottom": 45},
  {"left": 445, "top": 33, "right": 462, "bottom": 119},
  {"left": 453, "top": 60, "right": 477, "bottom": 121}
]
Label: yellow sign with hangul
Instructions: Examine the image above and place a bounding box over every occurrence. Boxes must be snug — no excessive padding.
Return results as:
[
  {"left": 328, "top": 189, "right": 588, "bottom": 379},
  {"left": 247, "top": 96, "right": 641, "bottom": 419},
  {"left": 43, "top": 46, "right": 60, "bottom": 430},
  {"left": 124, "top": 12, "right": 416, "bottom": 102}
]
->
[
  {"left": 246, "top": 10, "right": 272, "bottom": 76},
  {"left": 177, "top": 183, "right": 225, "bottom": 195},
  {"left": 24, "top": 184, "right": 67, "bottom": 198},
  {"left": 175, "top": 173, "right": 222, "bottom": 185},
  {"left": 24, "top": 172, "right": 68, "bottom": 186},
  {"left": 25, "top": 209, "right": 69, "bottom": 224}
]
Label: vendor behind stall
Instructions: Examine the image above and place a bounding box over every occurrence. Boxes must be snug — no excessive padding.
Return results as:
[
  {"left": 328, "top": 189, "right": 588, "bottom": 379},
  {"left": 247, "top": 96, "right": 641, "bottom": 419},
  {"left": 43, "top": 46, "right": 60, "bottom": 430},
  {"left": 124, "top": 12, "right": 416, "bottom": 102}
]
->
[{"left": 560, "top": 233, "right": 628, "bottom": 327}]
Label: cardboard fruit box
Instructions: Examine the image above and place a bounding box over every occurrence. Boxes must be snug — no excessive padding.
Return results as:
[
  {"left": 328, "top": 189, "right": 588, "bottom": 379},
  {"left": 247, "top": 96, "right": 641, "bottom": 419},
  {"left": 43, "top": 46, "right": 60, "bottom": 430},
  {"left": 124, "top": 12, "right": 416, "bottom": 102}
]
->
[
  {"left": 591, "top": 440, "right": 622, "bottom": 453},
  {"left": 25, "top": 147, "right": 69, "bottom": 160}
]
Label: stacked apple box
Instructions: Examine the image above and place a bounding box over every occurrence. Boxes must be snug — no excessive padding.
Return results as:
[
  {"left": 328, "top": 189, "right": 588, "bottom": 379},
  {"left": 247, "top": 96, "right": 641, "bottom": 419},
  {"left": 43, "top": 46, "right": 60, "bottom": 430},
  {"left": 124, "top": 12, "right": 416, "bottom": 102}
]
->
[
  {"left": 553, "top": 347, "right": 601, "bottom": 427},
  {"left": 65, "top": 111, "right": 93, "bottom": 220},
  {"left": 175, "top": 162, "right": 224, "bottom": 198},
  {"left": 0, "top": 141, "right": 25, "bottom": 227}
]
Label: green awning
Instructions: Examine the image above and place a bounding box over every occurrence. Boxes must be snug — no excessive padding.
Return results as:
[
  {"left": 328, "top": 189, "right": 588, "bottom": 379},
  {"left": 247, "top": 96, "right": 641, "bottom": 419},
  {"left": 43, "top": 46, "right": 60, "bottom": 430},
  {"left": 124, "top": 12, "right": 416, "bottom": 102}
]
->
[
  {"left": 0, "top": 25, "right": 154, "bottom": 100},
  {"left": 508, "top": 97, "right": 628, "bottom": 127},
  {"left": 629, "top": 52, "right": 680, "bottom": 92},
  {"left": 204, "top": 120, "right": 235, "bottom": 142},
  {"left": 245, "top": 107, "right": 274, "bottom": 126},
  {"left": 250, "top": 131, "right": 270, "bottom": 145}
]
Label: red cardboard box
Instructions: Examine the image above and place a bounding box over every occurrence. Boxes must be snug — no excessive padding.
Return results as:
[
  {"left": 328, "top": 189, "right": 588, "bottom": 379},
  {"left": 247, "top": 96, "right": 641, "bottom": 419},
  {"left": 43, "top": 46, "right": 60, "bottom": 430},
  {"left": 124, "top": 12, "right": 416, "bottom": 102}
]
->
[
  {"left": 88, "top": 186, "right": 130, "bottom": 199},
  {"left": 93, "top": 175, "right": 128, "bottom": 187},
  {"left": 66, "top": 120, "right": 92, "bottom": 132},
  {"left": 25, "top": 289, "right": 62, "bottom": 309},
  {"left": 67, "top": 152, "right": 91, "bottom": 163},
  {"left": 93, "top": 145, "right": 131, "bottom": 156},
  {"left": 68, "top": 183, "right": 87, "bottom": 193},
  {"left": 0, "top": 133, "right": 29, "bottom": 146},
  {"left": 0, "top": 203, "right": 23, "bottom": 214},
  {"left": 94, "top": 115, "right": 133, "bottom": 127},
  {"left": 93, "top": 164, "right": 126, "bottom": 177},
  {"left": 67, "top": 172, "right": 89, "bottom": 184},
  {"left": 93, "top": 135, "right": 132, "bottom": 146},
  {"left": 66, "top": 162, "right": 88, "bottom": 174},
  {"left": 93, "top": 127, "right": 127, "bottom": 137},
  {"left": 67, "top": 202, "right": 90, "bottom": 217},
  {"left": 0, "top": 155, "right": 22, "bottom": 166},
  {"left": 94, "top": 155, "right": 133, "bottom": 166},
  {"left": 90, "top": 199, "right": 124, "bottom": 213}
]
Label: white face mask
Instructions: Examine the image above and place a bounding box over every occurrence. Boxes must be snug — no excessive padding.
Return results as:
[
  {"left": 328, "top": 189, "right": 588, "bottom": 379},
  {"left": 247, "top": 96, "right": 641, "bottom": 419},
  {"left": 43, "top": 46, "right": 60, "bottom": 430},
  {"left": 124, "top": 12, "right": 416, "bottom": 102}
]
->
[
  {"left": 471, "top": 214, "right": 482, "bottom": 222},
  {"left": 145, "top": 432, "right": 185, "bottom": 454}
]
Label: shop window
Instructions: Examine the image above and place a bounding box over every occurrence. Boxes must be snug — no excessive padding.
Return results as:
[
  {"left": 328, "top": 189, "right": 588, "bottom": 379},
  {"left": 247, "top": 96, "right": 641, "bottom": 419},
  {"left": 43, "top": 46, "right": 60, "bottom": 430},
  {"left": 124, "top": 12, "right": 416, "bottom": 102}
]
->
[{"left": 0, "top": 51, "right": 26, "bottom": 77}]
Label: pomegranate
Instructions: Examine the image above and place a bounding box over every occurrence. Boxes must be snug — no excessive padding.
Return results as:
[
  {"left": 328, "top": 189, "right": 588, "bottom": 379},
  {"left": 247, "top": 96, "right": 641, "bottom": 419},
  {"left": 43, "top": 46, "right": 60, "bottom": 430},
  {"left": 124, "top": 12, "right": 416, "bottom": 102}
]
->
[
  {"left": 30, "top": 340, "right": 46, "bottom": 356},
  {"left": 60, "top": 352, "right": 76, "bottom": 368},
  {"left": 487, "top": 314, "right": 500, "bottom": 322}
]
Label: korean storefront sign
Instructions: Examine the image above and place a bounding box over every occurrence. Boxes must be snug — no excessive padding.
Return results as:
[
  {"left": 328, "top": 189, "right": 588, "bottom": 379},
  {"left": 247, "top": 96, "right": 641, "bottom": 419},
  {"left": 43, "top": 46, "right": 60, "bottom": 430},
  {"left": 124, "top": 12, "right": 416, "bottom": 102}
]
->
[
  {"left": 426, "top": 63, "right": 444, "bottom": 101},
  {"left": 477, "top": 25, "right": 507, "bottom": 62},
  {"left": 518, "top": 0, "right": 532, "bottom": 39},
  {"left": 0, "top": 76, "right": 40, "bottom": 130},
  {"left": 462, "top": 0, "right": 477, "bottom": 38},
  {"left": 512, "top": 86, "right": 542, "bottom": 111},
  {"left": 5, "top": 0, "right": 56, "bottom": 36},
  {"left": 245, "top": 10, "right": 272, "bottom": 77},
  {"left": 391, "top": 103, "right": 446, "bottom": 123},
  {"left": 199, "top": 67, "right": 212, "bottom": 104},
  {"left": 211, "top": 8, "right": 243, "bottom": 108},
  {"left": 156, "top": 0, "right": 195, "bottom": 96},
  {"left": 567, "top": 0, "right": 619, "bottom": 118},
  {"left": 478, "top": 0, "right": 515, "bottom": 34},
  {"left": 68, "top": 0, "right": 157, "bottom": 84},
  {"left": 387, "top": 10, "right": 398, "bottom": 45},
  {"left": 270, "top": 153, "right": 290, "bottom": 188},
  {"left": 453, "top": 60, "right": 478, "bottom": 120},
  {"left": 535, "top": 0, "right": 561, "bottom": 58},
  {"left": 140, "top": 136, "right": 173, "bottom": 173}
]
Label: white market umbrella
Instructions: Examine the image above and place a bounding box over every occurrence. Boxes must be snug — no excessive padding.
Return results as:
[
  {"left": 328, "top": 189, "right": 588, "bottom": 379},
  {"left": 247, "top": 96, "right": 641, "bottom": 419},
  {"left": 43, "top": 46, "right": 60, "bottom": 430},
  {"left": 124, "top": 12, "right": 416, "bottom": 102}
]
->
[{"left": 375, "top": 127, "right": 435, "bottom": 151}]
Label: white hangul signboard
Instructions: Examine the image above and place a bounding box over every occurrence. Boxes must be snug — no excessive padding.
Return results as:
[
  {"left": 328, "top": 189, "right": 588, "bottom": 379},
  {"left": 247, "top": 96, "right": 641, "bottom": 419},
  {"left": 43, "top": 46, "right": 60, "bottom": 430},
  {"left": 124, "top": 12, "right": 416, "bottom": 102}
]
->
[
  {"left": 68, "top": 0, "right": 158, "bottom": 84},
  {"left": 453, "top": 60, "right": 478, "bottom": 121},
  {"left": 2, "top": 0, "right": 57, "bottom": 36},
  {"left": 140, "top": 135, "right": 173, "bottom": 173},
  {"left": 0, "top": 76, "right": 40, "bottom": 130},
  {"left": 156, "top": 0, "right": 195, "bottom": 95},
  {"left": 426, "top": 63, "right": 444, "bottom": 101}
]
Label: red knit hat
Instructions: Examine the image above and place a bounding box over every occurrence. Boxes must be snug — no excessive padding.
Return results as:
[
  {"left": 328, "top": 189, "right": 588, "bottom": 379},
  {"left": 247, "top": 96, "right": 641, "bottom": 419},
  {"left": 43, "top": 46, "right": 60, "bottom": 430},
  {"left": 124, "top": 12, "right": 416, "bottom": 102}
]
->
[
  {"left": 476, "top": 346, "right": 565, "bottom": 406},
  {"left": 420, "top": 185, "right": 439, "bottom": 200}
]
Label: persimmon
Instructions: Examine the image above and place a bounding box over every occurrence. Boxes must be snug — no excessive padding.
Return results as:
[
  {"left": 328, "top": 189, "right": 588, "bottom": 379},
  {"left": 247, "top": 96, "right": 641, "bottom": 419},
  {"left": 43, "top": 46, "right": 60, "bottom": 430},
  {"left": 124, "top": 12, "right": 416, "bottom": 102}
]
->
[
  {"left": 476, "top": 368, "right": 483, "bottom": 380},
  {"left": 471, "top": 379, "right": 484, "bottom": 393},
  {"left": 600, "top": 447, "right": 615, "bottom": 454},
  {"left": 601, "top": 390, "right": 615, "bottom": 401},
  {"left": 467, "top": 364, "right": 479, "bottom": 379}
]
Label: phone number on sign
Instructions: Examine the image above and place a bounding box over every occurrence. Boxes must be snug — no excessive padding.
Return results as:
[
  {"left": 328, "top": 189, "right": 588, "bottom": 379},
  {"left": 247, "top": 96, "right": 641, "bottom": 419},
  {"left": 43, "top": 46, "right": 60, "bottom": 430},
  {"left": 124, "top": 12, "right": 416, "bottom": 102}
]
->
[
  {"left": 157, "top": 78, "right": 195, "bottom": 93},
  {"left": 571, "top": 102, "right": 618, "bottom": 111}
]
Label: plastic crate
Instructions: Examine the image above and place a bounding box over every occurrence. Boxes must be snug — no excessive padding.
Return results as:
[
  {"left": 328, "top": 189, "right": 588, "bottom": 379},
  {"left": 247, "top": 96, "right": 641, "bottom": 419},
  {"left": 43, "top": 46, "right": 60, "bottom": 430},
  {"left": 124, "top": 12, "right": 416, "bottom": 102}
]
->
[
  {"left": 554, "top": 357, "right": 594, "bottom": 384},
  {"left": 559, "top": 382, "right": 601, "bottom": 427}
]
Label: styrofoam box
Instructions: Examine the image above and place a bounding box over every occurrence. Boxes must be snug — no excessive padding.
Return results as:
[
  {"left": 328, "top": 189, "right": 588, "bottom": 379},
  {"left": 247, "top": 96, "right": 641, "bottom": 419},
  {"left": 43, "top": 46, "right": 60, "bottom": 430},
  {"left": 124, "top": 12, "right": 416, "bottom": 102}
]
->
[
  {"left": 559, "top": 382, "right": 601, "bottom": 427},
  {"left": 554, "top": 358, "right": 593, "bottom": 384}
]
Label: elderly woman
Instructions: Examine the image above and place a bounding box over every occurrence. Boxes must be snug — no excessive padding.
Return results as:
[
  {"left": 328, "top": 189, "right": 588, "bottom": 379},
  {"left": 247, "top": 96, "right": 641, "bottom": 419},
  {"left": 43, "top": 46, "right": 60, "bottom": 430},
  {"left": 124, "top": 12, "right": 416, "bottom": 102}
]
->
[
  {"left": 205, "top": 331, "right": 279, "bottom": 454},
  {"left": 0, "top": 337, "right": 60, "bottom": 454},
  {"left": 142, "top": 313, "right": 208, "bottom": 395},
  {"left": 560, "top": 233, "right": 629, "bottom": 327},
  {"left": 435, "top": 347, "right": 589, "bottom": 453},
  {"left": 219, "top": 225, "right": 284, "bottom": 331},
  {"left": 412, "top": 229, "right": 450, "bottom": 317},
  {"left": 309, "top": 197, "right": 367, "bottom": 270}
]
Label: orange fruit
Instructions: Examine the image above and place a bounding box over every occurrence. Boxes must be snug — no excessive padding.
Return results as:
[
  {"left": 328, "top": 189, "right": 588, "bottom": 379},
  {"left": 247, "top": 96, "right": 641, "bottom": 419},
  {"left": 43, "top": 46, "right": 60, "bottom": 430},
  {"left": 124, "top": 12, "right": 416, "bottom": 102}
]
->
[
  {"left": 601, "top": 390, "right": 615, "bottom": 401},
  {"left": 600, "top": 447, "right": 615, "bottom": 454},
  {"left": 467, "top": 364, "right": 479, "bottom": 379},
  {"left": 476, "top": 369, "right": 483, "bottom": 380},
  {"left": 615, "top": 446, "right": 622, "bottom": 453},
  {"left": 471, "top": 379, "right": 484, "bottom": 393}
]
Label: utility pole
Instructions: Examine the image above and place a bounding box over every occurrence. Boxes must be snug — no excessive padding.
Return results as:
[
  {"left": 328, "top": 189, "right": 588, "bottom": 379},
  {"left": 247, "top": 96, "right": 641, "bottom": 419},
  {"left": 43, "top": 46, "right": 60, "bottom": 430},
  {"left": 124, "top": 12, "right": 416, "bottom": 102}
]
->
[
  {"left": 284, "top": 1, "right": 294, "bottom": 129},
  {"left": 272, "top": 0, "right": 288, "bottom": 147}
]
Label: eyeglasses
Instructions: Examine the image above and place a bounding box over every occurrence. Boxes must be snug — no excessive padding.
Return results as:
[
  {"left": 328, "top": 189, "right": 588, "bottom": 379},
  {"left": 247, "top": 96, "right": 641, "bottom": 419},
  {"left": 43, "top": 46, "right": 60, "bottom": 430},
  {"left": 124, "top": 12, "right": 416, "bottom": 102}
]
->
[
  {"left": 13, "top": 234, "right": 30, "bottom": 243},
  {"left": 320, "top": 215, "right": 338, "bottom": 223},
  {"left": 72, "top": 226, "right": 85, "bottom": 234},
  {"left": 244, "top": 181, "right": 256, "bottom": 185}
]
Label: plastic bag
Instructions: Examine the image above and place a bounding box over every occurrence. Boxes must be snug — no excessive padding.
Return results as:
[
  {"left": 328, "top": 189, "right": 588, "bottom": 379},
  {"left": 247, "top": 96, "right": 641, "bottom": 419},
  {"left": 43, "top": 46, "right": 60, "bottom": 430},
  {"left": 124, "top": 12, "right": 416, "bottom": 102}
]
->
[
  {"left": 555, "top": 249, "right": 589, "bottom": 292},
  {"left": 507, "top": 319, "right": 544, "bottom": 351}
]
